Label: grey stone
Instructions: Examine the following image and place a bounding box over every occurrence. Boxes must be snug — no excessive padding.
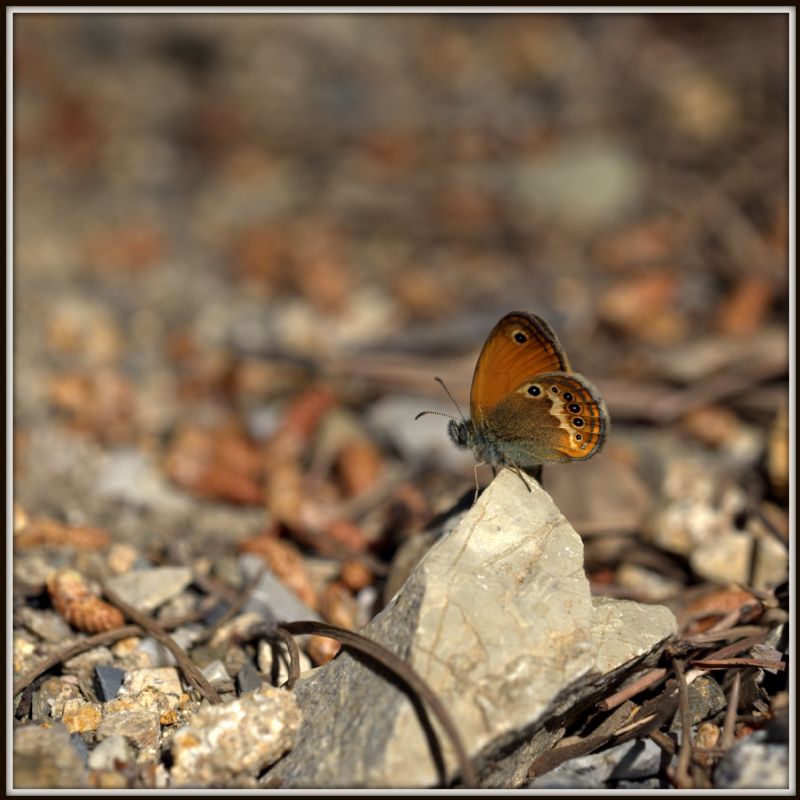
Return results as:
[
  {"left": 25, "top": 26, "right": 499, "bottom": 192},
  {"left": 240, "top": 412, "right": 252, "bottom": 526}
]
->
[
  {"left": 506, "top": 138, "right": 644, "bottom": 225},
  {"left": 201, "top": 660, "right": 234, "bottom": 691},
  {"left": 70, "top": 732, "right": 90, "bottom": 765},
  {"left": 98, "top": 450, "right": 191, "bottom": 514},
  {"left": 104, "top": 567, "right": 193, "bottom": 613},
  {"left": 615, "top": 777, "right": 666, "bottom": 789},
  {"left": 13, "top": 723, "right": 87, "bottom": 788},
  {"left": 96, "top": 709, "right": 161, "bottom": 752},
  {"left": 714, "top": 729, "right": 789, "bottom": 789},
  {"left": 17, "top": 607, "right": 75, "bottom": 642},
  {"left": 240, "top": 555, "right": 320, "bottom": 624},
  {"left": 527, "top": 738, "right": 662, "bottom": 788},
  {"left": 266, "top": 470, "right": 676, "bottom": 788},
  {"left": 170, "top": 685, "right": 302, "bottom": 787},
  {"left": 63, "top": 646, "right": 114, "bottom": 679},
  {"left": 669, "top": 675, "right": 726, "bottom": 732},
  {"left": 94, "top": 665, "right": 126, "bottom": 702},
  {"left": 31, "top": 676, "right": 83, "bottom": 722},
  {"left": 237, "top": 662, "right": 263, "bottom": 695},
  {"left": 87, "top": 735, "right": 134, "bottom": 771}
]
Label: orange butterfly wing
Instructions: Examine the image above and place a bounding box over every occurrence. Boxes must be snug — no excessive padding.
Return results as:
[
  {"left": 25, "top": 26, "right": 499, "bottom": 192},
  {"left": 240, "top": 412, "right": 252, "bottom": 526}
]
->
[{"left": 470, "top": 311, "right": 570, "bottom": 424}]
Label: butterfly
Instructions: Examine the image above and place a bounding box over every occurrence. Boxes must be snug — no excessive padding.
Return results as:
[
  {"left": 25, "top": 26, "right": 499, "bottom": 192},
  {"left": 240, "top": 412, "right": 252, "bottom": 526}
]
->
[{"left": 418, "top": 311, "right": 609, "bottom": 488}]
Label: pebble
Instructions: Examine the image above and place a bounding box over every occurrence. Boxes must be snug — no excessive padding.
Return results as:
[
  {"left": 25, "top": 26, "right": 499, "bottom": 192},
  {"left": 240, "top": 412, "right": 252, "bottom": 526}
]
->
[
  {"left": 240, "top": 555, "right": 320, "bottom": 626},
  {"left": 88, "top": 735, "right": 134, "bottom": 771},
  {"left": 104, "top": 567, "right": 193, "bottom": 613},
  {"left": 201, "top": 660, "right": 235, "bottom": 691},
  {"left": 669, "top": 675, "right": 726, "bottom": 731},
  {"left": 714, "top": 729, "right": 788, "bottom": 788},
  {"left": 63, "top": 646, "right": 114, "bottom": 679},
  {"left": 62, "top": 699, "right": 103, "bottom": 733},
  {"left": 136, "top": 626, "right": 206, "bottom": 668},
  {"left": 236, "top": 661, "right": 263, "bottom": 695},
  {"left": 14, "top": 723, "right": 87, "bottom": 788},
  {"left": 123, "top": 667, "right": 183, "bottom": 698},
  {"left": 32, "top": 676, "right": 83, "bottom": 721},
  {"left": 96, "top": 709, "right": 161, "bottom": 752},
  {"left": 170, "top": 685, "right": 302, "bottom": 787},
  {"left": 94, "top": 665, "right": 126, "bottom": 701},
  {"left": 70, "top": 732, "right": 90, "bottom": 765},
  {"left": 527, "top": 738, "right": 662, "bottom": 788},
  {"left": 17, "top": 607, "right": 75, "bottom": 642}
]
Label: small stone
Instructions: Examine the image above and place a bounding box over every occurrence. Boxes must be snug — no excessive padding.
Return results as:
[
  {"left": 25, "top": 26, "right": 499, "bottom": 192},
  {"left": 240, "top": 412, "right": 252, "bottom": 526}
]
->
[
  {"left": 96, "top": 709, "right": 161, "bottom": 752},
  {"left": 107, "top": 543, "right": 139, "bottom": 575},
  {"left": 89, "top": 770, "right": 130, "bottom": 789},
  {"left": 714, "top": 729, "right": 789, "bottom": 788},
  {"left": 241, "top": 555, "right": 322, "bottom": 624},
  {"left": 170, "top": 685, "right": 302, "bottom": 787},
  {"left": 63, "top": 646, "right": 114, "bottom": 680},
  {"left": 110, "top": 636, "right": 141, "bottom": 658},
  {"left": 62, "top": 699, "right": 103, "bottom": 733},
  {"left": 31, "top": 676, "right": 83, "bottom": 721},
  {"left": 17, "top": 607, "right": 75, "bottom": 642},
  {"left": 122, "top": 667, "right": 183, "bottom": 698},
  {"left": 104, "top": 567, "right": 193, "bottom": 613},
  {"left": 14, "top": 723, "right": 87, "bottom": 788},
  {"left": 208, "top": 611, "right": 269, "bottom": 647},
  {"left": 95, "top": 665, "right": 126, "bottom": 701},
  {"left": 237, "top": 662, "right": 263, "bottom": 695},
  {"left": 70, "top": 732, "right": 90, "bottom": 765},
  {"left": 614, "top": 777, "right": 666, "bottom": 789},
  {"left": 691, "top": 530, "right": 753, "bottom": 586},
  {"left": 527, "top": 738, "right": 662, "bottom": 788},
  {"left": 201, "top": 660, "right": 234, "bottom": 691},
  {"left": 136, "top": 626, "right": 205, "bottom": 668},
  {"left": 13, "top": 633, "right": 38, "bottom": 673},
  {"left": 87, "top": 735, "right": 134, "bottom": 771},
  {"left": 670, "top": 675, "right": 727, "bottom": 732}
]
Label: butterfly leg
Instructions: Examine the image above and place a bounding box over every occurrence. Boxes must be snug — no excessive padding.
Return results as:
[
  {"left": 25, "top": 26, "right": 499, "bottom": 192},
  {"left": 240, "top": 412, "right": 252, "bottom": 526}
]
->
[
  {"left": 504, "top": 459, "right": 532, "bottom": 493},
  {"left": 472, "top": 461, "right": 487, "bottom": 504}
]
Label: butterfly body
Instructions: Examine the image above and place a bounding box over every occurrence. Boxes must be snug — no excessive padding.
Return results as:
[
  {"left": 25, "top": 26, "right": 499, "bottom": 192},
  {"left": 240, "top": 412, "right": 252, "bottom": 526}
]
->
[{"left": 448, "top": 311, "right": 609, "bottom": 471}]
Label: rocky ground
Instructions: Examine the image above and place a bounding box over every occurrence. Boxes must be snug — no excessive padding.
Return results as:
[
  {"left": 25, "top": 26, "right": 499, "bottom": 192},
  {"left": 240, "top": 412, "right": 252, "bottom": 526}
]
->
[{"left": 12, "top": 12, "right": 790, "bottom": 790}]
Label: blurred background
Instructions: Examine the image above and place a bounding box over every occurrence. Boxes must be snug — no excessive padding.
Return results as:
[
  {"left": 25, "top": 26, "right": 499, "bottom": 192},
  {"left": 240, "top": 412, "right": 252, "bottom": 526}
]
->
[{"left": 13, "top": 12, "right": 789, "bottom": 614}]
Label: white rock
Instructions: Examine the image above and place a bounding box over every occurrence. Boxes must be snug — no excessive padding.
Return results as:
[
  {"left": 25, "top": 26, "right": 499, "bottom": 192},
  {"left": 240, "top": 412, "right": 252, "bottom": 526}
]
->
[
  {"left": 170, "top": 685, "right": 302, "bottom": 787},
  {"left": 104, "top": 567, "right": 193, "bottom": 613},
  {"left": 268, "top": 470, "right": 676, "bottom": 788}
]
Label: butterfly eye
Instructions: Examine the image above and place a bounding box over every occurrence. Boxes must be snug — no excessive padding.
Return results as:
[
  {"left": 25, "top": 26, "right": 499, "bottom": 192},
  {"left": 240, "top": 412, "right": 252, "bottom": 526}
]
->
[
  {"left": 513, "top": 331, "right": 527, "bottom": 343},
  {"left": 562, "top": 392, "right": 574, "bottom": 402},
  {"left": 568, "top": 403, "right": 581, "bottom": 413},
  {"left": 527, "top": 385, "right": 541, "bottom": 396},
  {"left": 573, "top": 417, "right": 584, "bottom": 427}
]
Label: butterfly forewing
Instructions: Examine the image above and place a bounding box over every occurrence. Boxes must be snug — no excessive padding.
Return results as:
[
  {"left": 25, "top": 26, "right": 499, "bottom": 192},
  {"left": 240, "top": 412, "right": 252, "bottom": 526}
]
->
[{"left": 470, "top": 312, "right": 570, "bottom": 424}]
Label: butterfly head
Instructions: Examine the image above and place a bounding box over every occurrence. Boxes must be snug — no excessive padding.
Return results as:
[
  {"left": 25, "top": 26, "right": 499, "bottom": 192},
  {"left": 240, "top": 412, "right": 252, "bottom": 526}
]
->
[{"left": 447, "top": 419, "right": 473, "bottom": 450}]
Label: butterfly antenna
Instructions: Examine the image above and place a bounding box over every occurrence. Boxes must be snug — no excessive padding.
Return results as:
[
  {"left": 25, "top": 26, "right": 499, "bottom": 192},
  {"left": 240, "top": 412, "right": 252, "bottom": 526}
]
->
[
  {"left": 414, "top": 409, "right": 457, "bottom": 421},
  {"left": 434, "top": 376, "right": 466, "bottom": 421}
]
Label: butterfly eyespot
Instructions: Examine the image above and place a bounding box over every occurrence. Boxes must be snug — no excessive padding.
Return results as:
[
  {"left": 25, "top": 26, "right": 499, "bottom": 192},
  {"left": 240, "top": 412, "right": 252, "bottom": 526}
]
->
[
  {"left": 562, "top": 392, "right": 573, "bottom": 402},
  {"left": 568, "top": 403, "right": 581, "bottom": 413},
  {"left": 575, "top": 433, "right": 583, "bottom": 440},
  {"left": 527, "top": 385, "right": 541, "bottom": 396},
  {"left": 513, "top": 331, "right": 527, "bottom": 344},
  {"left": 573, "top": 417, "right": 584, "bottom": 427},
  {"left": 551, "top": 386, "right": 559, "bottom": 393}
]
